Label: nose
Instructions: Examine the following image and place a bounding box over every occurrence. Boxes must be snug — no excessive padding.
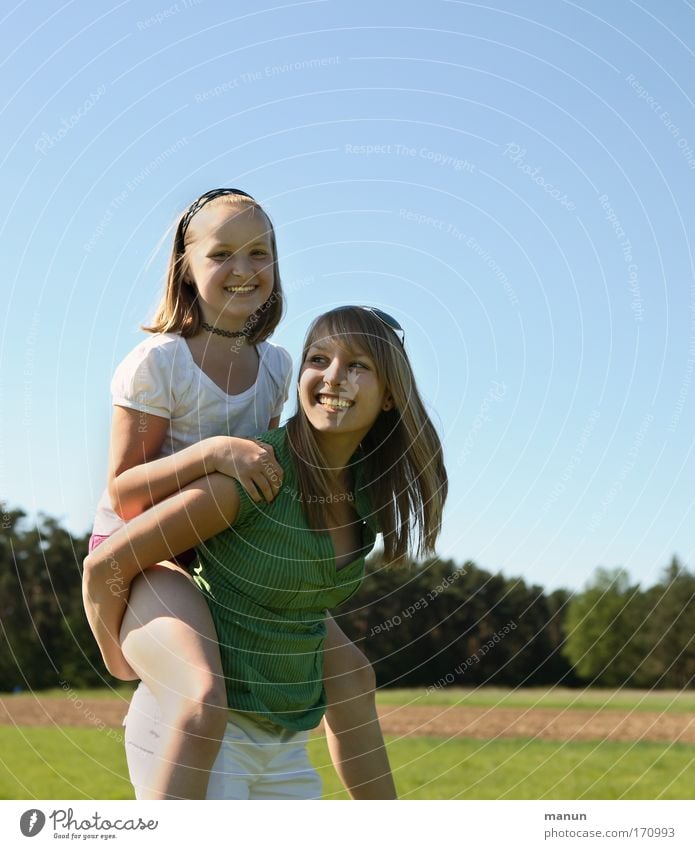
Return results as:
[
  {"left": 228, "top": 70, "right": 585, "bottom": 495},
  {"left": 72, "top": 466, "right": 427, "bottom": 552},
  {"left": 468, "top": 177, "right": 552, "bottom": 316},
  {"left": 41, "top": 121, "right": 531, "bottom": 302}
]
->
[
  {"left": 228, "top": 253, "right": 250, "bottom": 278},
  {"left": 322, "top": 356, "right": 347, "bottom": 387}
]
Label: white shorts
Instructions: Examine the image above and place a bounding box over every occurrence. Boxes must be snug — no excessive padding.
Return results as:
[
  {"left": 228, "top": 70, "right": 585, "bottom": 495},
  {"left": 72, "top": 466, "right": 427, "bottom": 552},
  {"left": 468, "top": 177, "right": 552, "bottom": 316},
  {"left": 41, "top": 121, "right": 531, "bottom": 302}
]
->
[{"left": 124, "top": 682, "right": 322, "bottom": 800}]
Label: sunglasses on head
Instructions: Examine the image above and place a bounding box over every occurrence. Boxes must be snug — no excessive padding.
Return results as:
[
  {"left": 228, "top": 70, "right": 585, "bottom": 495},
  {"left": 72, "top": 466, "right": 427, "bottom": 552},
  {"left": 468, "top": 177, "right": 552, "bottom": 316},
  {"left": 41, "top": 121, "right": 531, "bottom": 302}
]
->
[{"left": 355, "top": 306, "right": 405, "bottom": 347}]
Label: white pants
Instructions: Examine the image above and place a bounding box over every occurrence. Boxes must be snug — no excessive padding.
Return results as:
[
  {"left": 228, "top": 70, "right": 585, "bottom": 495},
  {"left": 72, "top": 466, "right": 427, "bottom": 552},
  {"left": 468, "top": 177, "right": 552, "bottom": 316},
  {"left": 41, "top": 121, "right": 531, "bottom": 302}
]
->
[{"left": 124, "top": 682, "right": 322, "bottom": 800}]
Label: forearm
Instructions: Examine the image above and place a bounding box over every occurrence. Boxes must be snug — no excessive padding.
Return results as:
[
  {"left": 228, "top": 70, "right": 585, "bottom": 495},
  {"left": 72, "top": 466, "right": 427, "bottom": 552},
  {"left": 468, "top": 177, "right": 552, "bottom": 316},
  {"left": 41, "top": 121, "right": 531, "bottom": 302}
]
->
[
  {"left": 110, "top": 437, "right": 219, "bottom": 520},
  {"left": 84, "top": 474, "right": 239, "bottom": 673}
]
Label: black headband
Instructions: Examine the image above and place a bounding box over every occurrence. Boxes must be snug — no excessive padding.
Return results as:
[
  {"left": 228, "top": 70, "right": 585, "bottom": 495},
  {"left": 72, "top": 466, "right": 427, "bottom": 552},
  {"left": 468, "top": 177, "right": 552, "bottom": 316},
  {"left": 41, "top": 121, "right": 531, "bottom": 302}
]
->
[{"left": 177, "top": 188, "right": 255, "bottom": 246}]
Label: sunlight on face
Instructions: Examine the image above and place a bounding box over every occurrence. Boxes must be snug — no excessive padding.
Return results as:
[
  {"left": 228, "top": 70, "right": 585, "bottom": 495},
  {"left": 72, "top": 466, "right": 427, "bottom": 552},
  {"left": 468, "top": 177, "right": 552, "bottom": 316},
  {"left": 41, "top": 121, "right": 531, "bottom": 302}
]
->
[{"left": 299, "top": 335, "right": 391, "bottom": 441}]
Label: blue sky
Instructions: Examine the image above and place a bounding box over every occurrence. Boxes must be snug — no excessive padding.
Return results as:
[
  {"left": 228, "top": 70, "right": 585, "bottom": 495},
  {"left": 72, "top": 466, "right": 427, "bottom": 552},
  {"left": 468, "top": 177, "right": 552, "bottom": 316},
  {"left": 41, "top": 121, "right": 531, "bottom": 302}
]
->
[{"left": 1, "top": 0, "right": 694, "bottom": 591}]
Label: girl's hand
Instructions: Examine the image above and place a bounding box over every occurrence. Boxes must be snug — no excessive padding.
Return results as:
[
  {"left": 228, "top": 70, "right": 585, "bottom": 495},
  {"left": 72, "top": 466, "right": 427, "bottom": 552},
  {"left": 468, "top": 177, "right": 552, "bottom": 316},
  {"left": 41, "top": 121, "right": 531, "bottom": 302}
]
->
[{"left": 209, "top": 436, "right": 284, "bottom": 503}]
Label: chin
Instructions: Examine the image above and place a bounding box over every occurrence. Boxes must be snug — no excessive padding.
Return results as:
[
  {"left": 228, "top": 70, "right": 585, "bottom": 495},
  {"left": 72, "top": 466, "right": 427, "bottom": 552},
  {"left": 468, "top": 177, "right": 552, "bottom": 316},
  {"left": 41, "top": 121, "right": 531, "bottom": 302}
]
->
[
  {"left": 307, "top": 418, "right": 338, "bottom": 432},
  {"left": 305, "top": 414, "right": 346, "bottom": 434}
]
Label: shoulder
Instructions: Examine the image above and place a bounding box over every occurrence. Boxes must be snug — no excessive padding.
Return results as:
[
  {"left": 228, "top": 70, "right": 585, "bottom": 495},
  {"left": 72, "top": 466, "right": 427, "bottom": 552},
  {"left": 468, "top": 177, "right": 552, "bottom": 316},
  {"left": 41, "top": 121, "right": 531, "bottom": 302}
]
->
[
  {"left": 115, "top": 333, "right": 183, "bottom": 374},
  {"left": 252, "top": 426, "right": 295, "bottom": 475},
  {"left": 258, "top": 341, "right": 293, "bottom": 378},
  {"left": 253, "top": 425, "right": 290, "bottom": 456},
  {"left": 225, "top": 426, "right": 292, "bottom": 528},
  {"left": 111, "top": 333, "right": 186, "bottom": 407},
  {"left": 137, "top": 332, "right": 184, "bottom": 360}
]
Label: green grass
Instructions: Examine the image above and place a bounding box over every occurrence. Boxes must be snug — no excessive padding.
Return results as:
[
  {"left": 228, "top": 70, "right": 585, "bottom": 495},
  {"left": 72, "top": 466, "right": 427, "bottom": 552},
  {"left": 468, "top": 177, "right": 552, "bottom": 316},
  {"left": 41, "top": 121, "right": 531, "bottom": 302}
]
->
[
  {"left": 0, "top": 726, "right": 133, "bottom": 800},
  {"left": 1, "top": 725, "right": 694, "bottom": 800},
  {"left": 7, "top": 685, "right": 693, "bottom": 712},
  {"left": 376, "top": 686, "right": 695, "bottom": 713},
  {"left": 2, "top": 687, "right": 694, "bottom": 799},
  {"left": 308, "top": 734, "right": 695, "bottom": 799},
  {"left": 10, "top": 685, "right": 138, "bottom": 700}
]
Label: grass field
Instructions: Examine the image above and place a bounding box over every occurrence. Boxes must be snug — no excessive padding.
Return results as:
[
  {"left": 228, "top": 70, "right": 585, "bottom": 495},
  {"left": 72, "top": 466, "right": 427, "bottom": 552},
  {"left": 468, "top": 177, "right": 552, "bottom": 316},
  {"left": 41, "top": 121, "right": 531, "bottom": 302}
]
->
[
  {"left": 29, "top": 684, "right": 695, "bottom": 713},
  {"left": 1, "top": 688, "right": 694, "bottom": 799},
  {"left": 0, "top": 726, "right": 133, "bottom": 800},
  {"left": 376, "top": 686, "right": 695, "bottom": 713},
  {"left": 312, "top": 736, "right": 695, "bottom": 800}
]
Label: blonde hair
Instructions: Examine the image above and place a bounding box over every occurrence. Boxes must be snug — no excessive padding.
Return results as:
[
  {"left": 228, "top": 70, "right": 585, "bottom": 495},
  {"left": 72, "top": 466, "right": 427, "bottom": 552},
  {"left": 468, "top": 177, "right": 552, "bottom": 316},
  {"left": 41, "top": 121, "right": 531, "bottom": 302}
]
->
[
  {"left": 144, "top": 190, "right": 284, "bottom": 342},
  {"left": 286, "top": 306, "right": 448, "bottom": 564}
]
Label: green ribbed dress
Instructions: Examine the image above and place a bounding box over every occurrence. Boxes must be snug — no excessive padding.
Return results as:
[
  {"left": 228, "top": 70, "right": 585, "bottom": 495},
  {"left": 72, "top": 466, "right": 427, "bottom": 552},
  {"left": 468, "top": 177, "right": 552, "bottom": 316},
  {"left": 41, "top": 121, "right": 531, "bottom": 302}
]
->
[{"left": 193, "top": 426, "right": 377, "bottom": 731}]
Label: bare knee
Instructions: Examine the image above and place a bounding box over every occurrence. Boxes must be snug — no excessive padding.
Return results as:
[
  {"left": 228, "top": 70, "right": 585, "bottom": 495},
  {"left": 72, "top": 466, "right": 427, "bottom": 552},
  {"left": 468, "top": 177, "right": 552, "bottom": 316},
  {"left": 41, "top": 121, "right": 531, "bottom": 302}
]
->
[
  {"left": 178, "top": 702, "right": 228, "bottom": 744},
  {"left": 163, "top": 681, "right": 229, "bottom": 742},
  {"left": 120, "top": 569, "right": 227, "bottom": 720},
  {"left": 126, "top": 640, "right": 228, "bottom": 741}
]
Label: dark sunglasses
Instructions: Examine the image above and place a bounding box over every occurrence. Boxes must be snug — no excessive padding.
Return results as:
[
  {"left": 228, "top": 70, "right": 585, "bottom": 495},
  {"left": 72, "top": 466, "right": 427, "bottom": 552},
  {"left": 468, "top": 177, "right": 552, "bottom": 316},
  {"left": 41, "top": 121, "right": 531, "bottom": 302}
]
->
[
  {"left": 356, "top": 306, "right": 405, "bottom": 347},
  {"left": 176, "top": 188, "right": 255, "bottom": 250}
]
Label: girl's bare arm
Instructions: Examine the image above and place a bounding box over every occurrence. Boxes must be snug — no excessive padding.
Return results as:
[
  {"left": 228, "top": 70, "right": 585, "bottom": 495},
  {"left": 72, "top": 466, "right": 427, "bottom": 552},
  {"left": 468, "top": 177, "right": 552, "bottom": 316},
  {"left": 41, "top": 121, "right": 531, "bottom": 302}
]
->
[
  {"left": 83, "top": 472, "right": 241, "bottom": 677},
  {"left": 108, "top": 407, "right": 282, "bottom": 520}
]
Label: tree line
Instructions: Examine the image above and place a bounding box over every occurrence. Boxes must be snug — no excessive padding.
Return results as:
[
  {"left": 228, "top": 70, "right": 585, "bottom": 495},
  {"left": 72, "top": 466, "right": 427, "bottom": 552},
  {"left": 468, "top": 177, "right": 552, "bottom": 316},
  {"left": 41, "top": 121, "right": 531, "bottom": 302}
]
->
[{"left": 1, "top": 508, "right": 693, "bottom": 691}]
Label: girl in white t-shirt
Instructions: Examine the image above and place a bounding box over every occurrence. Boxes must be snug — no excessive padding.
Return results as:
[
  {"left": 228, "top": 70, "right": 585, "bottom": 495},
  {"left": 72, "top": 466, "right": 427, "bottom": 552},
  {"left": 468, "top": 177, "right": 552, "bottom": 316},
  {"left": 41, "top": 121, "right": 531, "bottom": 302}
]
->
[{"left": 90, "top": 188, "right": 395, "bottom": 799}]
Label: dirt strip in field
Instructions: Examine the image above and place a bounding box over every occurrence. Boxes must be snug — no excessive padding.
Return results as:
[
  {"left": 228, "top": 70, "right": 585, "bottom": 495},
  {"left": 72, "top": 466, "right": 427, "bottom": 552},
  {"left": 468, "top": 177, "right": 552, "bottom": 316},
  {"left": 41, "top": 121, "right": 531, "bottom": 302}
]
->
[
  {"left": 2, "top": 696, "right": 695, "bottom": 743},
  {"left": 375, "top": 705, "right": 695, "bottom": 743}
]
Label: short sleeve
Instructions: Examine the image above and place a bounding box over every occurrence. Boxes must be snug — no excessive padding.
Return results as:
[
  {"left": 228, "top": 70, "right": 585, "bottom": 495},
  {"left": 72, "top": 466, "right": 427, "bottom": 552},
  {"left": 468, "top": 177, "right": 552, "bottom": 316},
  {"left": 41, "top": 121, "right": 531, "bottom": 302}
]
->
[
  {"left": 110, "top": 338, "right": 175, "bottom": 419},
  {"left": 272, "top": 346, "right": 294, "bottom": 417},
  {"left": 230, "top": 476, "right": 265, "bottom": 528}
]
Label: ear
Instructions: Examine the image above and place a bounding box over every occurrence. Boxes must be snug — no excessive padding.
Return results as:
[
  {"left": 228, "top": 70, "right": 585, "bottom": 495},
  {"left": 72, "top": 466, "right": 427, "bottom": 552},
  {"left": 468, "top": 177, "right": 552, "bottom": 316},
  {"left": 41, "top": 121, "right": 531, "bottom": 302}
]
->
[{"left": 382, "top": 393, "right": 394, "bottom": 412}]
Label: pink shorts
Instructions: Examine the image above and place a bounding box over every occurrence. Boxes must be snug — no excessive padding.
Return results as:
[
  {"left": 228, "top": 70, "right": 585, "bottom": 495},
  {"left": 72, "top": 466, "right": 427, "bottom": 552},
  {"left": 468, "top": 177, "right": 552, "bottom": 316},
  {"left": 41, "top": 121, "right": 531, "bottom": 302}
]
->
[{"left": 88, "top": 534, "right": 110, "bottom": 552}]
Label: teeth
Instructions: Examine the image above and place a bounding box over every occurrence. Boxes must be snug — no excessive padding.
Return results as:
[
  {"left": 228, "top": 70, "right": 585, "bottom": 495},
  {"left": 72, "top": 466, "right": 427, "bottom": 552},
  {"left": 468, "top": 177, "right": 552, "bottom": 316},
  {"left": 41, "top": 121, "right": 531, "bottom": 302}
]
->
[
  {"left": 318, "top": 395, "right": 353, "bottom": 408},
  {"left": 225, "top": 286, "right": 255, "bottom": 293}
]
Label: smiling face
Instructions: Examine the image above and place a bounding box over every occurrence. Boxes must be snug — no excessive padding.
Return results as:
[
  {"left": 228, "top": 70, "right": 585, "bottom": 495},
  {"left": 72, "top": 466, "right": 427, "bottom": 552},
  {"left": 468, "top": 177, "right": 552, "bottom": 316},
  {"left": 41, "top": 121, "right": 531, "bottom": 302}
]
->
[
  {"left": 299, "top": 334, "right": 393, "bottom": 447},
  {"left": 184, "top": 203, "right": 275, "bottom": 331}
]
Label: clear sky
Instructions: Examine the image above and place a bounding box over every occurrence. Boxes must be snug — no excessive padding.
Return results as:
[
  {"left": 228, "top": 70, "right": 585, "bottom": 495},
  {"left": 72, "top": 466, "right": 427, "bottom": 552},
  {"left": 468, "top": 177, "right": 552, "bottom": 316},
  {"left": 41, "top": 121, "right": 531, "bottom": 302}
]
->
[{"left": 2, "top": 0, "right": 694, "bottom": 591}]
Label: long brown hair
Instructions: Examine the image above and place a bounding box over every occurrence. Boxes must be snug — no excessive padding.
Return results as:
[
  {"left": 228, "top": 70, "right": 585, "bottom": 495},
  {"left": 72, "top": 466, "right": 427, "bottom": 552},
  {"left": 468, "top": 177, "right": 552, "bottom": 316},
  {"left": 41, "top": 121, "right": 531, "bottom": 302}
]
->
[
  {"left": 143, "top": 191, "right": 284, "bottom": 342},
  {"left": 286, "top": 306, "right": 448, "bottom": 564}
]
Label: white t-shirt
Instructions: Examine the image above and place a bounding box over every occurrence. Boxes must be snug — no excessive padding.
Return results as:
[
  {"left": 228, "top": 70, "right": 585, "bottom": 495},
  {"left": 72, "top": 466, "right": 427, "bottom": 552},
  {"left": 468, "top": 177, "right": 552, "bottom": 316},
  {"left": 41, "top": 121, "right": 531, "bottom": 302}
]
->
[{"left": 93, "top": 333, "right": 293, "bottom": 535}]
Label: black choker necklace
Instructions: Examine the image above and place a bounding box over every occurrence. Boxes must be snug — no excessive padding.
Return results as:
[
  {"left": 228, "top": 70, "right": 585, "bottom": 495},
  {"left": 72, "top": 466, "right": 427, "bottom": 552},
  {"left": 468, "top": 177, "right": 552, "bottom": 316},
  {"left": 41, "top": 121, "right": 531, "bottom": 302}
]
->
[{"left": 201, "top": 321, "right": 247, "bottom": 339}]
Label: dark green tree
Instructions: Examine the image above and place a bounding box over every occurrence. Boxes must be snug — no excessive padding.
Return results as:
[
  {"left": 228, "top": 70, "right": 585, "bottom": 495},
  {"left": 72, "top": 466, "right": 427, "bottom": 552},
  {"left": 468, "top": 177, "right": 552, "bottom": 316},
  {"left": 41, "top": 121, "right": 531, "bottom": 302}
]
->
[
  {"left": 0, "top": 508, "right": 107, "bottom": 691},
  {"left": 338, "top": 556, "right": 574, "bottom": 688},
  {"left": 633, "top": 557, "right": 695, "bottom": 688}
]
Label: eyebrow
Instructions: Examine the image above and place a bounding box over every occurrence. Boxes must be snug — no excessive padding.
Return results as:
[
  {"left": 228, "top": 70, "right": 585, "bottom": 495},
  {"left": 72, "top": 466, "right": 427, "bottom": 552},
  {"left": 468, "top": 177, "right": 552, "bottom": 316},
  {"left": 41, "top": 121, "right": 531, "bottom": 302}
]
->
[{"left": 206, "top": 236, "right": 271, "bottom": 247}]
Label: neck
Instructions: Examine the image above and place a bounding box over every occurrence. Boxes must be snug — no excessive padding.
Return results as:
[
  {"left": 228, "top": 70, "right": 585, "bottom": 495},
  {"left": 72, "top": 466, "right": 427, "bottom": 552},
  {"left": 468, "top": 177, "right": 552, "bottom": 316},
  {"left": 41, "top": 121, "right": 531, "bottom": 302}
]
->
[
  {"left": 195, "top": 326, "right": 250, "bottom": 351},
  {"left": 313, "top": 430, "right": 366, "bottom": 486}
]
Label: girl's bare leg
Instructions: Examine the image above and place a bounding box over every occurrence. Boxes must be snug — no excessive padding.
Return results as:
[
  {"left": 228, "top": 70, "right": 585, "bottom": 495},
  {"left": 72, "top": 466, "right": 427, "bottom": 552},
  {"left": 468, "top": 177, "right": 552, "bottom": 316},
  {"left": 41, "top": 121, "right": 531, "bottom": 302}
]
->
[
  {"left": 120, "top": 564, "right": 228, "bottom": 800},
  {"left": 322, "top": 614, "right": 397, "bottom": 799}
]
